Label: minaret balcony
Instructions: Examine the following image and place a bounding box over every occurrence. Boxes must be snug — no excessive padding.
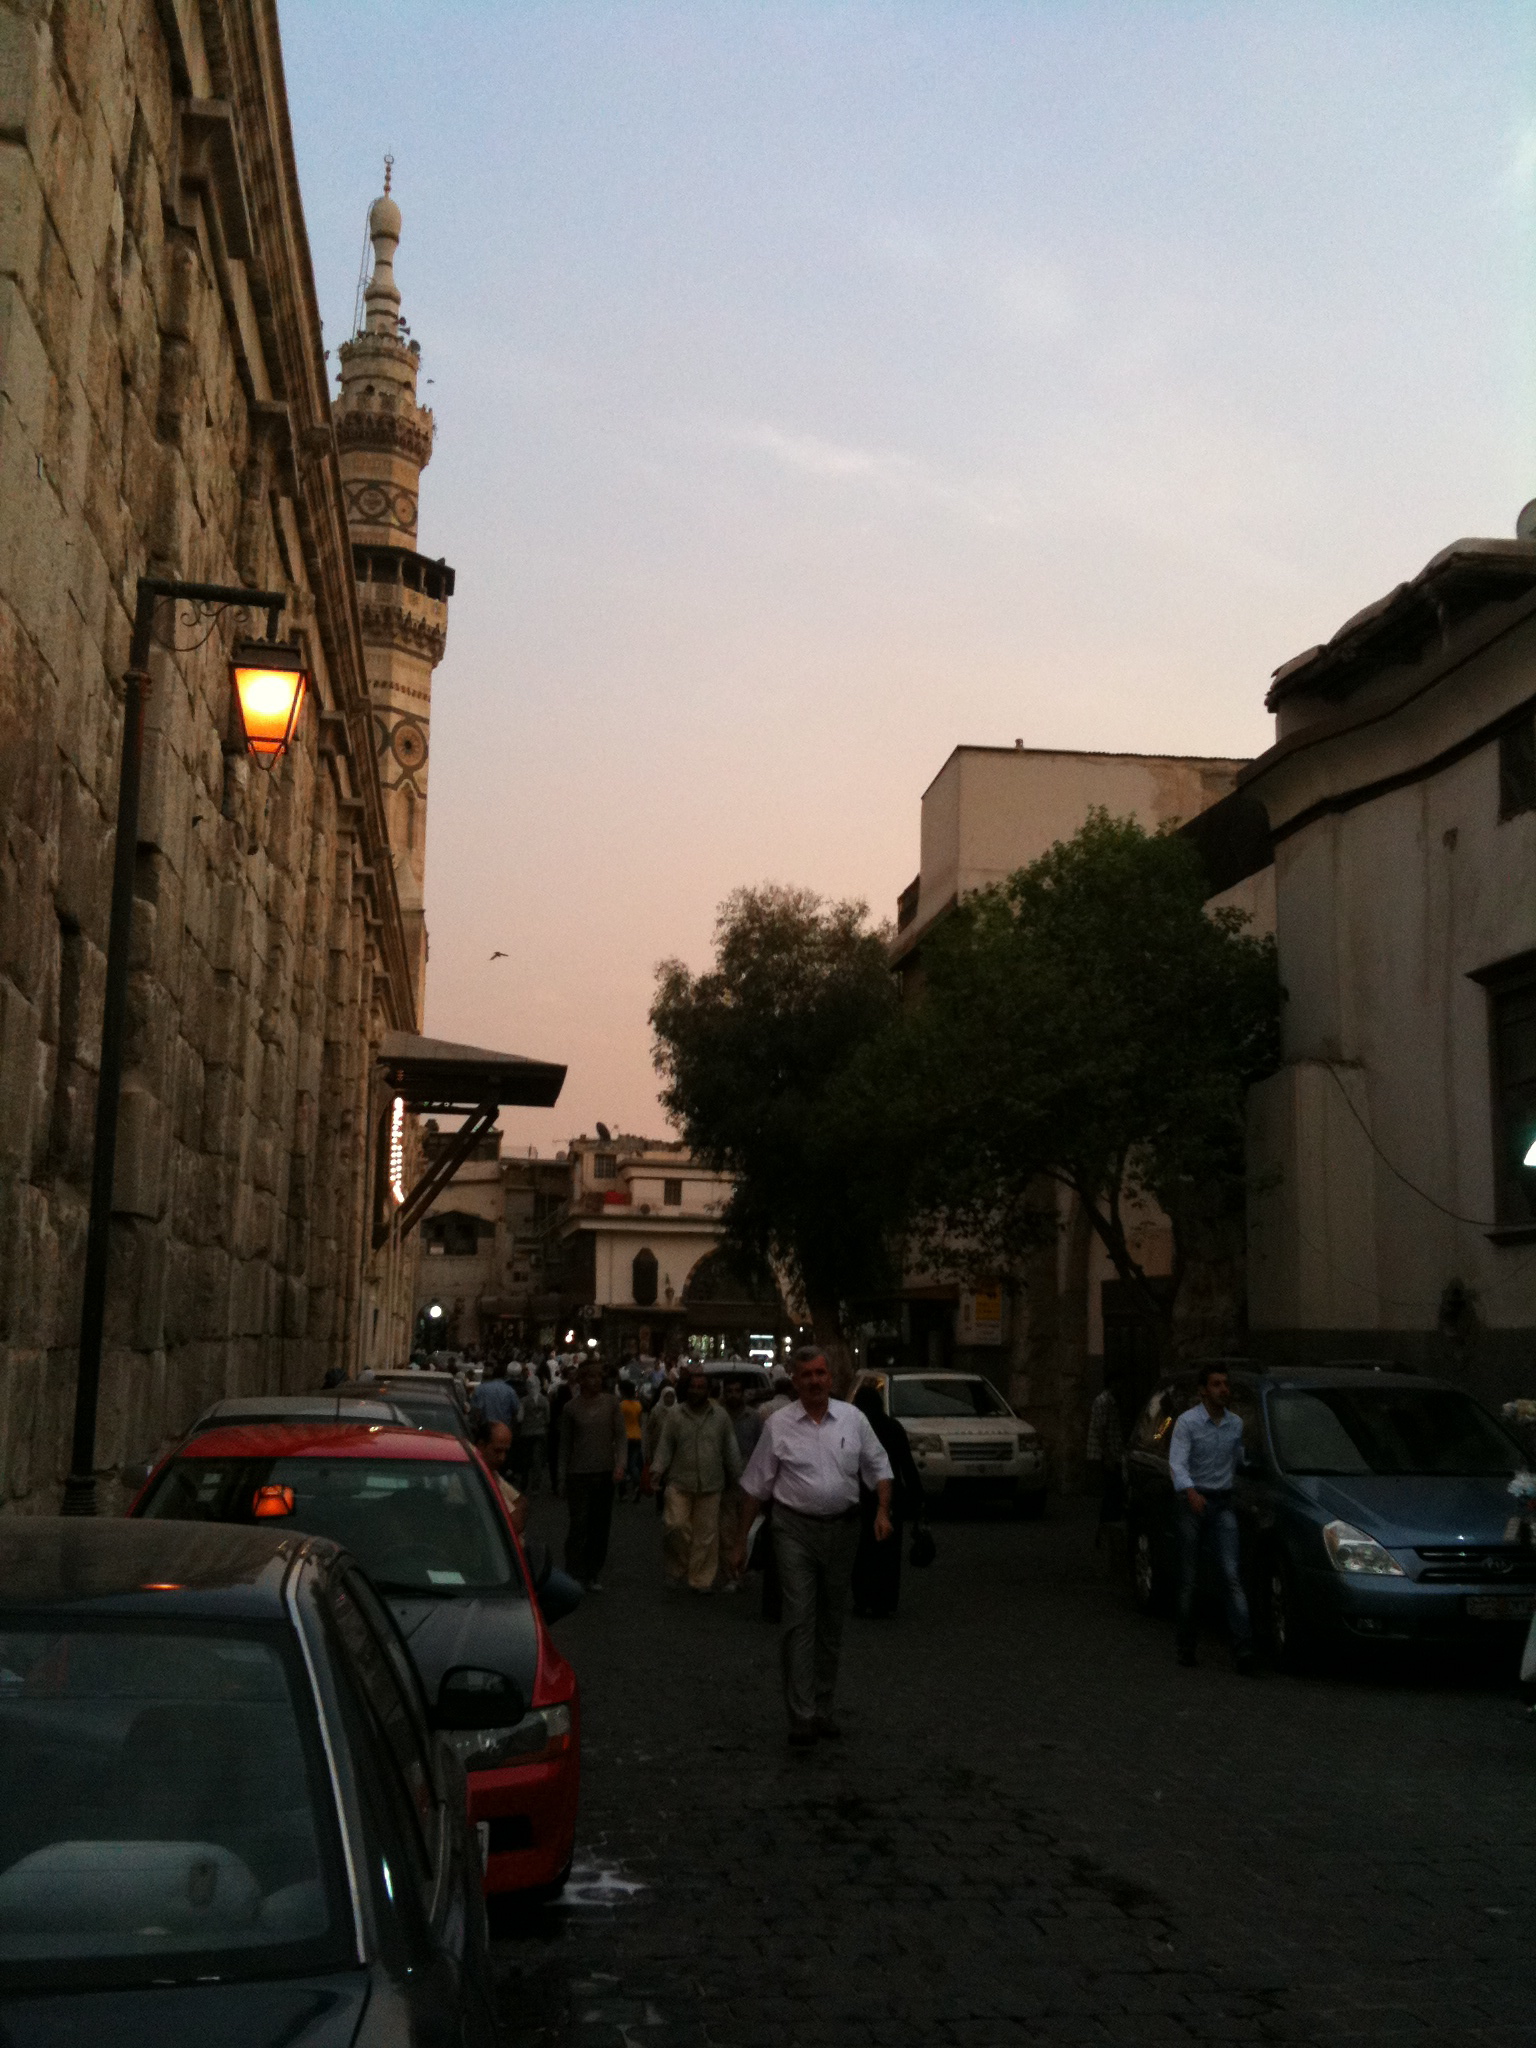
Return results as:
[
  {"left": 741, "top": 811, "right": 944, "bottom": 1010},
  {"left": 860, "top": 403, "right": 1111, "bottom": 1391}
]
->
[{"left": 354, "top": 544, "right": 453, "bottom": 664}]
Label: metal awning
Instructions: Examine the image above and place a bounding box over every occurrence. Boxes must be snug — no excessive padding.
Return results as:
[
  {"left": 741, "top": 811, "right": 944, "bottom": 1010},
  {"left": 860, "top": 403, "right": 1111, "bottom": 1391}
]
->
[{"left": 375, "top": 1032, "right": 566, "bottom": 1248}]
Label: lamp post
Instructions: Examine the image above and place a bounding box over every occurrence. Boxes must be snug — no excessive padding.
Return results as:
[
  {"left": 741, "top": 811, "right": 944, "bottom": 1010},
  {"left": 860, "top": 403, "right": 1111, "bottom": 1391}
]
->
[{"left": 62, "top": 577, "right": 307, "bottom": 1514}]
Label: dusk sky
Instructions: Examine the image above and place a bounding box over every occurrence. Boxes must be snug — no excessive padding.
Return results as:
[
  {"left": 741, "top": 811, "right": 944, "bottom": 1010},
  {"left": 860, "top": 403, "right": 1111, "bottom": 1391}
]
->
[{"left": 280, "top": 2, "right": 1536, "bottom": 1152}]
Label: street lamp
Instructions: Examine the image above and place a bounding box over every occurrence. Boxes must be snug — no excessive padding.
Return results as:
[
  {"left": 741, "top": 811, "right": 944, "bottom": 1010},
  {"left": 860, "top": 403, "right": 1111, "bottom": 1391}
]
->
[
  {"left": 231, "top": 639, "right": 307, "bottom": 763},
  {"left": 63, "top": 577, "right": 305, "bottom": 1515}
]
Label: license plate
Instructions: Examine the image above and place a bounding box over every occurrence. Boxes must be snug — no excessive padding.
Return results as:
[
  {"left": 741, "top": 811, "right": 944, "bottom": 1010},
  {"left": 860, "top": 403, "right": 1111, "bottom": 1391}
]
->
[
  {"left": 1466, "top": 1594, "right": 1536, "bottom": 1621},
  {"left": 475, "top": 1821, "right": 490, "bottom": 1871}
]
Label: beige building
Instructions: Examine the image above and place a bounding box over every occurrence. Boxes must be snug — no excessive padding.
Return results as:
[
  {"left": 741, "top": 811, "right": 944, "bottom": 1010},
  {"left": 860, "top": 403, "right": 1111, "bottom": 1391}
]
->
[
  {"left": 0, "top": 0, "right": 430, "bottom": 1508},
  {"left": 556, "top": 1136, "right": 789, "bottom": 1362},
  {"left": 1195, "top": 532, "right": 1536, "bottom": 1408},
  {"left": 889, "top": 741, "right": 1271, "bottom": 1481},
  {"left": 414, "top": 1134, "right": 571, "bottom": 1350}
]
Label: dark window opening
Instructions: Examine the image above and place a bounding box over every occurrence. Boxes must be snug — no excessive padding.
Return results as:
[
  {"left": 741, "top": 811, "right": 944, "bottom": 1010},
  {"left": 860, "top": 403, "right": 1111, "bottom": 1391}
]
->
[
  {"left": 1489, "top": 970, "right": 1536, "bottom": 1222},
  {"left": 1499, "top": 719, "right": 1536, "bottom": 820},
  {"left": 663, "top": 1178, "right": 682, "bottom": 1206},
  {"left": 631, "top": 1248, "right": 658, "bottom": 1307},
  {"left": 592, "top": 1153, "right": 617, "bottom": 1181}
]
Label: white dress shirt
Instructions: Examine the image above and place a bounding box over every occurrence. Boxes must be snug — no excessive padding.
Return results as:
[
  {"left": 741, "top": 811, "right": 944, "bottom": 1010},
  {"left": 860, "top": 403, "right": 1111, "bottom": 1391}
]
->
[{"left": 739, "top": 1398, "right": 893, "bottom": 1516}]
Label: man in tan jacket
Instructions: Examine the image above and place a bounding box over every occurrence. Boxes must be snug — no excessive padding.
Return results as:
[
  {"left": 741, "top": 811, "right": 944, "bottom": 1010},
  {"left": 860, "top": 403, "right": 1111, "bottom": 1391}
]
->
[{"left": 651, "top": 1365, "right": 743, "bottom": 1592}]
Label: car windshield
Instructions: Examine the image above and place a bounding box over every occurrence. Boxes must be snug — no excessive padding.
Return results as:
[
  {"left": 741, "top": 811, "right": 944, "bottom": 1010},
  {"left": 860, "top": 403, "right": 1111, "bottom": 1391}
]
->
[
  {"left": 142, "top": 1457, "right": 518, "bottom": 1596},
  {"left": 0, "top": 1621, "right": 349, "bottom": 1991},
  {"left": 1267, "top": 1387, "right": 1527, "bottom": 1478},
  {"left": 890, "top": 1378, "right": 1011, "bottom": 1420}
]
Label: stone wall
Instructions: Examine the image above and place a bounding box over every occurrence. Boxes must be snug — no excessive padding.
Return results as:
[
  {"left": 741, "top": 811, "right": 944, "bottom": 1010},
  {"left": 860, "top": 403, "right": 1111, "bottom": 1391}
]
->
[{"left": 0, "top": 0, "right": 417, "bottom": 1509}]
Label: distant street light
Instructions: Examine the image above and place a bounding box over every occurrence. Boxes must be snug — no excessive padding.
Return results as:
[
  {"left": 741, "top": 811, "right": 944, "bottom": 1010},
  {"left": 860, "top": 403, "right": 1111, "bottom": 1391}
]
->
[{"left": 64, "top": 577, "right": 302, "bottom": 1516}]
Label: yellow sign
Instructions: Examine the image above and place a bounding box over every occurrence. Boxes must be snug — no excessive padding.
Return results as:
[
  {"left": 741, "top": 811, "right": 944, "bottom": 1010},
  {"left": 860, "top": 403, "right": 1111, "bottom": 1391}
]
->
[{"left": 958, "top": 1283, "right": 1003, "bottom": 1346}]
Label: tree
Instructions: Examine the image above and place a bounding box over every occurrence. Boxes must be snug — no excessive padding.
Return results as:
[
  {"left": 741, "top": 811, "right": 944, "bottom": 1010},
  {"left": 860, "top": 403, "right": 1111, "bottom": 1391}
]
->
[
  {"left": 650, "top": 886, "right": 901, "bottom": 1381},
  {"left": 889, "top": 811, "right": 1281, "bottom": 1354}
]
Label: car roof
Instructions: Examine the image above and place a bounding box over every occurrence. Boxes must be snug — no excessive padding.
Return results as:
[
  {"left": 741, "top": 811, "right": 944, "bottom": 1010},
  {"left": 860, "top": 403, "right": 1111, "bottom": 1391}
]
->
[
  {"left": 1159, "top": 1363, "right": 1457, "bottom": 1396},
  {"left": 886, "top": 1368, "right": 992, "bottom": 1380},
  {"left": 170, "top": 1422, "right": 471, "bottom": 1462},
  {"left": 193, "top": 1396, "right": 409, "bottom": 1428},
  {"left": 0, "top": 1517, "right": 328, "bottom": 1618}
]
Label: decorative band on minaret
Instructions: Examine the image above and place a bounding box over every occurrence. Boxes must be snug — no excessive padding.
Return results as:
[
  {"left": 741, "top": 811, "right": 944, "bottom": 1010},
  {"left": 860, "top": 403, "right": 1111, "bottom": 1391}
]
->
[{"left": 334, "top": 166, "right": 453, "bottom": 1020}]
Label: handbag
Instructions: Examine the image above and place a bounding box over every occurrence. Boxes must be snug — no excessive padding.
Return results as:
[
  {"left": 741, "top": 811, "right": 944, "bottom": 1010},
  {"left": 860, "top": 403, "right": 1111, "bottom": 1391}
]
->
[{"left": 908, "top": 1522, "right": 936, "bottom": 1569}]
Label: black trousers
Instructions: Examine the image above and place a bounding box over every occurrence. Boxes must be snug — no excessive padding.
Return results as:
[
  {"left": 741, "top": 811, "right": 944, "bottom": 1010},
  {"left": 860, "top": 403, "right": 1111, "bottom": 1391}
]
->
[{"left": 565, "top": 1473, "right": 615, "bottom": 1583}]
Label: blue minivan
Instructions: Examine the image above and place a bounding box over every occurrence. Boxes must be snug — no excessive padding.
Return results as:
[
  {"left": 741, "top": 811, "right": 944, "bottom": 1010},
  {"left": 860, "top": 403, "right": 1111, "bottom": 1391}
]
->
[{"left": 1123, "top": 1364, "right": 1536, "bottom": 1665}]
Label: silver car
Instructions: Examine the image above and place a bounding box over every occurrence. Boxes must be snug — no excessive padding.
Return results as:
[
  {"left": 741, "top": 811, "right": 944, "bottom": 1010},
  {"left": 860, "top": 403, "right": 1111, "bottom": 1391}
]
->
[{"left": 879, "top": 1370, "right": 1047, "bottom": 1515}]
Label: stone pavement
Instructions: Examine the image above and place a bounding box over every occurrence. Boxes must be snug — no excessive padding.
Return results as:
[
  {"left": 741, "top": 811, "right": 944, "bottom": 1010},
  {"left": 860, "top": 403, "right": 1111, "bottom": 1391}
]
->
[{"left": 491, "top": 1493, "right": 1536, "bottom": 2048}]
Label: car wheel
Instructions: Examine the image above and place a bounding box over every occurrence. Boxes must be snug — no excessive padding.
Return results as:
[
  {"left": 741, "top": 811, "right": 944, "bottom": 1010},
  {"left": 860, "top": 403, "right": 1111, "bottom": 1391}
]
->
[
  {"left": 1264, "top": 1555, "right": 1315, "bottom": 1672},
  {"left": 1128, "top": 1519, "right": 1165, "bottom": 1615}
]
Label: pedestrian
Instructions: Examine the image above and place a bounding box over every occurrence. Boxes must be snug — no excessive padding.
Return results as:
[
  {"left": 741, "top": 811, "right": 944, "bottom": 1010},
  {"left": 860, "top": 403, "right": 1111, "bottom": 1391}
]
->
[
  {"left": 472, "top": 1416, "right": 529, "bottom": 1535},
  {"left": 718, "top": 1378, "right": 762, "bottom": 1590},
  {"left": 643, "top": 1385, "right": 676, "bottom": 1515},
  {"left": 557, "top": 1362, "right": 627, "bottom": 1590},
  {"left": 619, "top": 1381, "right": 645, "bottom": 1500},
  {"left": 733, "top": 1346, "right": 893, "bottom": 1745},
  {"left": 548, "top": 1372, "right": 573, "bottom": 1489},
  {"left": 651, "top": 1366, "right": 743, "bottom": 1593},
  {"left": 1086, "top": 1370, "right": 1127, "bottom": 1538},
  {"left": 1169, "top": 1363, "right": 1256, "bottom": 1673},
  {"left": 472, "top": 1357, "right": 522, "bottom": 1433},
  {"left": 760, "top": 1371, "right": 795, "bottom": 1420},
  {"left": 849, "top": 1374, "right": 925, "bottom": 1619},
  {"left": 518, "top": 1373, "right": 550, "bottom": 1493}
]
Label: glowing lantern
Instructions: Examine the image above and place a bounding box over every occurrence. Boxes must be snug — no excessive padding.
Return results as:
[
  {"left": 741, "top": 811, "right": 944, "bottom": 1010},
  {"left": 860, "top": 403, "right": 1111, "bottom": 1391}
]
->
[{"left": 231, "top": 640, "right": 308, "bottom": 764}]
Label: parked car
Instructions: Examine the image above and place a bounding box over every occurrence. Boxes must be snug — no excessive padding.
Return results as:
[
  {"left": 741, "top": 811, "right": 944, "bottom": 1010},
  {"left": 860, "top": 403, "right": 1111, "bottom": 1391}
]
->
[
  {"left": 343, "top": 1377, "right": 473, "bottom": 1444},
  {"left": 873, "top": 1370, "right": 1047, "bottom": 1514},
  {"left": 1123, "top": 1363, "right": 1536, "bottom": 1665},
  {"left": 0, "top": 1516, "right": 499, "bottom": 2047},
  {"left": 133, "top": 1423, "right": 580, "bottom": 1903}
]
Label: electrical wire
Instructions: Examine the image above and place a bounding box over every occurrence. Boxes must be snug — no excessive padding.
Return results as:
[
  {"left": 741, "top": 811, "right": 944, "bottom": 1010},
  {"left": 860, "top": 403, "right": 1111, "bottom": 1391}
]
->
[{"left": 1323, "top": 1060, "right": 1500, "bottom": 1231}]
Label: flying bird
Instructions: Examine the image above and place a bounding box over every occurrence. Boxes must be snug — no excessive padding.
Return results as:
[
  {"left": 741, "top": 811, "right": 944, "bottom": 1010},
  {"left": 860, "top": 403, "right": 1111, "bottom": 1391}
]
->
[{"left": 490, "top": 949, "right": 508, "bottom": 960}]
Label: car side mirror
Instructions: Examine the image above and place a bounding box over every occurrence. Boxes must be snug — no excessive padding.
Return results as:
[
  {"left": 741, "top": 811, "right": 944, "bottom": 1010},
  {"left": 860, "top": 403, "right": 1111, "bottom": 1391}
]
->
[{"left": 432, "top": 1666, "right": 526, "bottom": 1732}]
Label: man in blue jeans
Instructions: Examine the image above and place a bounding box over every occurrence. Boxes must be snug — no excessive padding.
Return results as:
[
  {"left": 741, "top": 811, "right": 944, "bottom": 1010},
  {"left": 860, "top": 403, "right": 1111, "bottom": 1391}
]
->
[{"left": 1169, "top": 1363, "right": 1256, "bottom": 1673}]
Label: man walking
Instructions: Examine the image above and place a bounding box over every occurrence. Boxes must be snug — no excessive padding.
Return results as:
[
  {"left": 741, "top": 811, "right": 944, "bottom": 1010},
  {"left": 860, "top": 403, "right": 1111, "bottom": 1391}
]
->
[
  {"left": 558, "top": 1363, "right": 626, "bottom": 1590},
  {"left": 1169, "top": 1363, "right": 1255, "bottom": 1673},
  {"left": 733, "top": 1347, "right": 893, "bottom": 1745},
  {"left": 1086, "top": 1369, "right": 1126, "bottom": 1538},
  {"left": 718, "top": 1378, "right": 762, "bottom": 1591},
  {"left": 652, "top": 1367, "right": 743, "bottom": 1591},
  {"left": 472, "top": 1357, "right": 522, "bottom": 1434},
  {"left": 517, "top": 1372, "right": 550, "bottom": 1493}
]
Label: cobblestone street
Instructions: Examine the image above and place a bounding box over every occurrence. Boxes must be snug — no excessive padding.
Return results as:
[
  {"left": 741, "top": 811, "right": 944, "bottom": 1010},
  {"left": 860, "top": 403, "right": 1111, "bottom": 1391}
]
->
[{"left": 491, "top": 1496, "right": 1536, "bottom": 2048}]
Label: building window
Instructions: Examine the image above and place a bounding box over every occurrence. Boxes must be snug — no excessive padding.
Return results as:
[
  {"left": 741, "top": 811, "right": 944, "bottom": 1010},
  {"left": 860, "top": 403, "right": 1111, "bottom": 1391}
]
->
[
  {"left": 1485, "top": 965, "right": 1536, "bottom": 1222},
  {"left": 663, "top": 1178, "right": 682, "bottom": 1206},
  {"left": 427, "top": 1213, "right": 482, "bottom": 1258},
  {"left": 592, "top": 1152, "right": 617, "bottom": 1181},
  {"left": 1499, "top": 718, "right": 1536, "bottom": 820},
  {"left": 632, "top": 1248, "right": 659, "bottom": 1307}
]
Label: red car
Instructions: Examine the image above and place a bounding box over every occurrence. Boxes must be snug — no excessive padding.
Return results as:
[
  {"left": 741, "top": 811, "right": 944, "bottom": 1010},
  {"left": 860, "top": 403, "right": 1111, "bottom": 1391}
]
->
[{"left": 132, "top": 1423, "right": 579, "bottom": 1903}]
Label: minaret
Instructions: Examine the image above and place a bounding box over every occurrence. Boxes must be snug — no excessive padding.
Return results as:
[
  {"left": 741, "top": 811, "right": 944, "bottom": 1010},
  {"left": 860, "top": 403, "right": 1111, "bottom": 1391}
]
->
[{"left": 334, "top": 164, "right": 453, "bottom": 1018}]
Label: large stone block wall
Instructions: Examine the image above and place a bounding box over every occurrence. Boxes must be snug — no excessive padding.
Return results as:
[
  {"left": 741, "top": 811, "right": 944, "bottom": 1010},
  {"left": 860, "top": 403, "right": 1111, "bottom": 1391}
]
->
[{"left": 0, "top": 0, "right": 418, "bottom": 1510}]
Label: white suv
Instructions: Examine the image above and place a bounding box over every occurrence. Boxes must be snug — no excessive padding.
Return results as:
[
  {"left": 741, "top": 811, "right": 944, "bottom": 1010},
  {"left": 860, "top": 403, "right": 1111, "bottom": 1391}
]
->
[{"left": 881, "top": 1370, "right": 1046, "bottom": 1515}]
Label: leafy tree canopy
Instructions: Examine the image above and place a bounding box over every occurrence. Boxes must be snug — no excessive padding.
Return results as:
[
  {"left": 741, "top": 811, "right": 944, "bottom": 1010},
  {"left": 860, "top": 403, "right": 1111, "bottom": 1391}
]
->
[
  {"left": 889, "top": 811, "right": 1282, "bottom": 1328},
  {"left": 650, "top": 885, "right": 901, "bottom": 1354}
]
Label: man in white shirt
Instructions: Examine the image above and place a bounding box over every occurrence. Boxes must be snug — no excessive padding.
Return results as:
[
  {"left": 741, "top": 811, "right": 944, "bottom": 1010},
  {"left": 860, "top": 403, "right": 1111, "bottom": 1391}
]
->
[{"left": 734, "top": 1346, "right": 893, "bottom": 1745}]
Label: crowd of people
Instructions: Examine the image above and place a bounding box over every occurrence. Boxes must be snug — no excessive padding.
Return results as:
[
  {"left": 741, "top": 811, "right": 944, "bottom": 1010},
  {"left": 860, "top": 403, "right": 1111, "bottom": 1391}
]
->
[{"left": 447, "top": 1343, "right": 928, "bottom": 1745}]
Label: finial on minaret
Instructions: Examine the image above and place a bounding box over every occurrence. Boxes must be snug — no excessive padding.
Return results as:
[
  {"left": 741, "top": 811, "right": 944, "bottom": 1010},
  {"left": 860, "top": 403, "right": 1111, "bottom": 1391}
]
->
[{"left": 363, "top": 160, "right": 404, "bottom": 337}]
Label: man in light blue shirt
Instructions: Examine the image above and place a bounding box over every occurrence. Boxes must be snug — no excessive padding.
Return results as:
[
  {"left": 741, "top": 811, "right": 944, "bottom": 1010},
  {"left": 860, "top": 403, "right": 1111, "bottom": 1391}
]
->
[
  {"left": 473, "top": 1360, "right": 522, "bottom": 1432},
  {"left": 1168, "top": 1363, "right": 1254, "bottom": 1673}
]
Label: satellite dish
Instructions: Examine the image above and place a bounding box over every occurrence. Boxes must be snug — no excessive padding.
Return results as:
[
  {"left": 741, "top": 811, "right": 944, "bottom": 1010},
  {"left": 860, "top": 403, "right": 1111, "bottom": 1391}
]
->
[
  {"left": 1517, "top": 500, "right": 1536, "bottom": 542},
  {"left": 596, "top": 1121, "right": 612, "bottom": 1141}
]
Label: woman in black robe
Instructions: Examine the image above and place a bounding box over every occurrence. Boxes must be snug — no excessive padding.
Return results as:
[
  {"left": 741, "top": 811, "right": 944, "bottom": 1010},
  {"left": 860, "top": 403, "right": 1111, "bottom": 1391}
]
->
[{"left": 851, "top": 1377, "right": 925, "bottom": 1619}]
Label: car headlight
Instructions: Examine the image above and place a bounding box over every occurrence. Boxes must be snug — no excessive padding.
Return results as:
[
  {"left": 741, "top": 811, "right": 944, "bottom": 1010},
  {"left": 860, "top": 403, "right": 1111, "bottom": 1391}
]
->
[
  {"left": 907, "top": 1433, "right": 945, "bottom": 1456},
  {"left": 1322, "top": 1520, "right": 1405, "bottom": 1577},
  {"left": 446, "top": 1702, "right": 573, "bottom": 1771}
]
